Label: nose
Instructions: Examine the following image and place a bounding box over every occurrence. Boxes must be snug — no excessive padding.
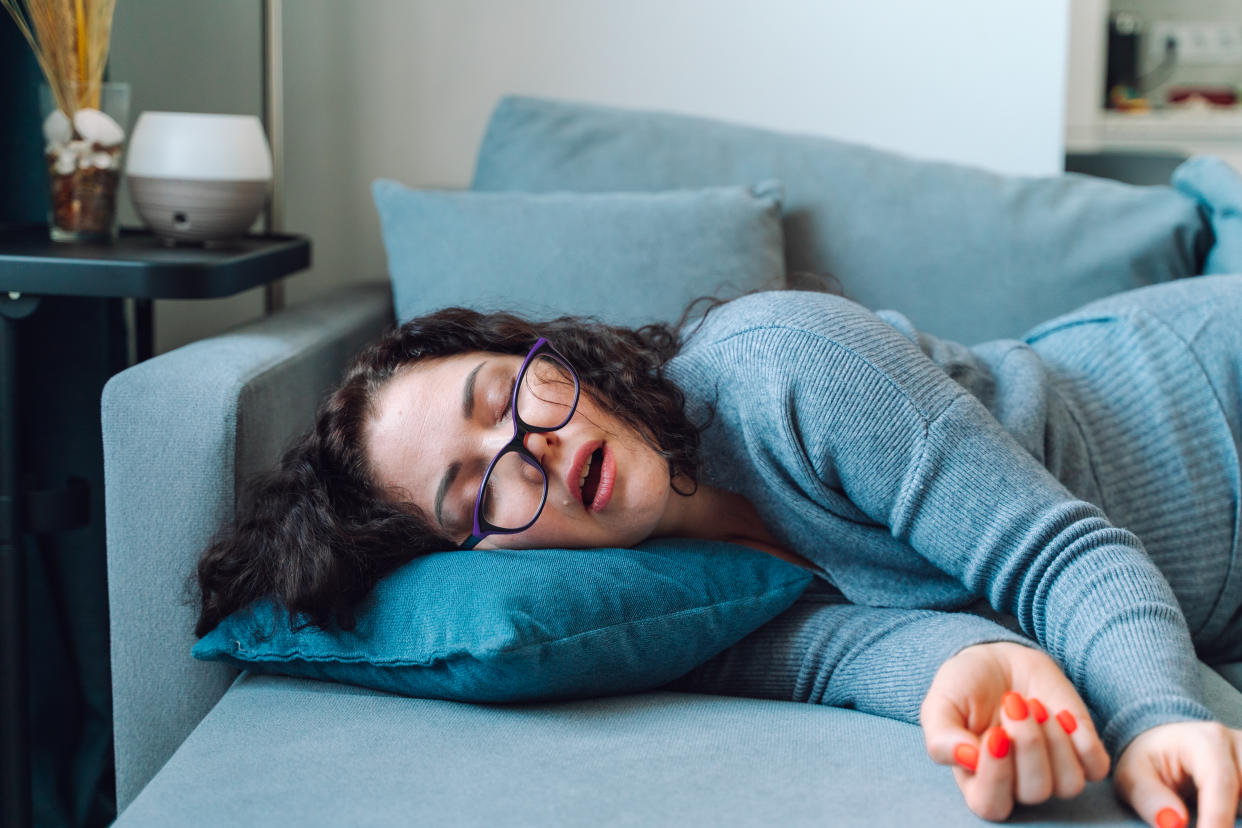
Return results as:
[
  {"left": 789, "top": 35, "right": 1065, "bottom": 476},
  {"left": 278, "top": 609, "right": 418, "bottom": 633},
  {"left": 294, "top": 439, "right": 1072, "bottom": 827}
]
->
[{"left": 522, "top": 430, "right": 557, "bottom": 465}]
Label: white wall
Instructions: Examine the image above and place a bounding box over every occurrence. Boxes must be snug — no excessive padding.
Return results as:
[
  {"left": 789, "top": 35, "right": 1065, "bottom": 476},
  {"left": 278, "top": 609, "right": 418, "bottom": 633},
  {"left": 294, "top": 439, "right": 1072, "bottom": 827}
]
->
[
  {"left": 1066, "top": 0, "right": 1110, "bottom": 146},
  {"left": 111, "top": 0, "right": 1071, "bottom": 354},
  {"left": 109, "top": 0, "right": 264, "bottom": 355}
]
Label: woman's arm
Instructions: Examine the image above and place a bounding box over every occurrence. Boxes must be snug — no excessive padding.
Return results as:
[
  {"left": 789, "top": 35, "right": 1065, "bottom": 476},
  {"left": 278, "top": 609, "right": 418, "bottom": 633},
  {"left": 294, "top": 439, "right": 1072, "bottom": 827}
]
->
[
  {"left": 722, "top": 295, "right": 1219, "bottom": 765},
  {"left": 852, "top": 370, "right": 1213, "bottom": 762},
  {"left": 664, "top": 582, "right": 1033, "bottom": 723},
  {"left": 663, "top": 588, "right": 1111, "bottom": 820}
]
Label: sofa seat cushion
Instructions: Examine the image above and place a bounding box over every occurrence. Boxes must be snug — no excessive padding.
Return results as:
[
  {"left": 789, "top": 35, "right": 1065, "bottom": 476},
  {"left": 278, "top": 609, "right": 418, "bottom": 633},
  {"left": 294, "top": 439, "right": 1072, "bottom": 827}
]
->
[{"left": 114, "top": 668, "right": 1242, "bottom": 826}]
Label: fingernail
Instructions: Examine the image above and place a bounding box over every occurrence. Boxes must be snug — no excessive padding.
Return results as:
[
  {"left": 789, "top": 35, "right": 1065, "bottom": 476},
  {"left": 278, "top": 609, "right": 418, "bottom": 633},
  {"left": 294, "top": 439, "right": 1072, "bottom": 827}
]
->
[
  {"left": 1029, "top": 698, "right": 1048, "bottom": 723},
  {"left": 1002, "top": 691, "right": 1028, "bottom": 720},
  {"left": 1056, "top": 710, "right": 1078, "bottom": 734},
  {"left": 954, "top": 743, "right": 979, "bottom": 772},
  {"left": 986, "top": 726, "right": 1011, "bottom": 759},
  {"left": 1155, "top": 807, "right": 1185, "bottom": 828}
]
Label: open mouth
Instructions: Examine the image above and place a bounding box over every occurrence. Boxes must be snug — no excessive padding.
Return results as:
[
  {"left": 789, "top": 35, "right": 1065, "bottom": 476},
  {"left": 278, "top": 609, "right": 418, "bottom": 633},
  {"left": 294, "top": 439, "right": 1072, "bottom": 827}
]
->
[{"left": 580, "top": 446, "right": 605, "bottom": 507}]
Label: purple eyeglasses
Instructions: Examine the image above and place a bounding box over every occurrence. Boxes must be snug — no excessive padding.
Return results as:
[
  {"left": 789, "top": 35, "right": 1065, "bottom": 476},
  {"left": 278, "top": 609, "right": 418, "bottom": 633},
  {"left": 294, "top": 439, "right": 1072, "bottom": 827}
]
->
[{"left": 459, "top": 337, "right": 580, "bottom": 549}]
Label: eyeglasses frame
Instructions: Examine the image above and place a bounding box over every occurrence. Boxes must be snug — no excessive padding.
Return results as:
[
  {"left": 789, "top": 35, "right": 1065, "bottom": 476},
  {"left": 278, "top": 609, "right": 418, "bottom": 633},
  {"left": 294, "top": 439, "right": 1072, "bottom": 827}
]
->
[{"left": 459, "top": 337, "right": 580, "bottom": 550}]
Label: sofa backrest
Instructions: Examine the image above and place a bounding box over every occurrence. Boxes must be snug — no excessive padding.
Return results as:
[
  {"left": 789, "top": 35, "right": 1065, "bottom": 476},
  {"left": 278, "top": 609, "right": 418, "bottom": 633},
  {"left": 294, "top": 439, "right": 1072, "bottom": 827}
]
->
[{"left": 472, "top": 96, "right": 1212, "bottom": 345}]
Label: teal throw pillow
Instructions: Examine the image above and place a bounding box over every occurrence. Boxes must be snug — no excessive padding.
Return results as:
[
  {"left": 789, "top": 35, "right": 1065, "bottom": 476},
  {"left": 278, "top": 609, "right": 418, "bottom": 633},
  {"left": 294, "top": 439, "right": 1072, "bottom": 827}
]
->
[
  {"left": 472, "top": 95, "right": 1214, "bottom": 345},
  {"left": 371, "top": 179, "right": 786, "bottom": 326},
  {"left": 1173, "top": 155, "right": 1242, "bottom": 275},
  {"left": 192, "top": 538, "right": 815, "bottom": 703}
]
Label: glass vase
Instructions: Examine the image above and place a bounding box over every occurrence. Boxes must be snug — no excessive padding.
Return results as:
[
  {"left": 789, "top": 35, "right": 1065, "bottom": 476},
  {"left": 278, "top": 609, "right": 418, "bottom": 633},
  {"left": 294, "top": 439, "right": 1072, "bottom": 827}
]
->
[{"left": 37, "top": 80, "right": 132, "bottom": 243}]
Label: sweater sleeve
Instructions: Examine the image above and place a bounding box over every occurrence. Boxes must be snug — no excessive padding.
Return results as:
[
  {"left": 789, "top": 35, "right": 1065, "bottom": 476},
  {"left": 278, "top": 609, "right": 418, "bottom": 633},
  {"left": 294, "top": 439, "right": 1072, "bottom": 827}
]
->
[
  {"left": 757, "top": 309, "right": 1217, "bottom": 762},
  {"left": 889, "top": 391, "right": 1215, "bottom": 759},
  {"left": 662, "top": 584, "right": 1039, "bottom": 724}
]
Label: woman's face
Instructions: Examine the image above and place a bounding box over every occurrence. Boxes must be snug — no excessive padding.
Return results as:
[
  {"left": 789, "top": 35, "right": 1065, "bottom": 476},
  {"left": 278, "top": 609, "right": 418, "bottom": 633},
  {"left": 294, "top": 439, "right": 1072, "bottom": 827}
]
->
[{"left": 364, "top": 351, "right": 681, "bottom": 550}]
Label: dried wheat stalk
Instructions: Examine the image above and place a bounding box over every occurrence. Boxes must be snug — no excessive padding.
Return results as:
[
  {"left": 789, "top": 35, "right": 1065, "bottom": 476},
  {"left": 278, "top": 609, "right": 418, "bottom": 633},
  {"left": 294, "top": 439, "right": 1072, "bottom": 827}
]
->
[{"left": 2, "top": 0, "right": 119, "bottom": 115}]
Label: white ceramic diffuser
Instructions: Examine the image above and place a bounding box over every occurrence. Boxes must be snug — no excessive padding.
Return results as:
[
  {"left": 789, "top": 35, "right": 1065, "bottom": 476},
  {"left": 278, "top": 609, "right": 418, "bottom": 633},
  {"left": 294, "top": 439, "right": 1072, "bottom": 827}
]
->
[{"left": 125, "top": 112, "right": 273, "bottom": 243}]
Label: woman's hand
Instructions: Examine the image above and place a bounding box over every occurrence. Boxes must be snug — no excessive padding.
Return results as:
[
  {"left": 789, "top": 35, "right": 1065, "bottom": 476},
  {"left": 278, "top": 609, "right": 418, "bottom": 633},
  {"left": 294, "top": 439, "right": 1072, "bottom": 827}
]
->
[
  {"left": 920, "top": 641, "right": 1111, "bottom": 821},
  {"left": 1112, "top": 721, "right": 1242, "bottom": 828}
]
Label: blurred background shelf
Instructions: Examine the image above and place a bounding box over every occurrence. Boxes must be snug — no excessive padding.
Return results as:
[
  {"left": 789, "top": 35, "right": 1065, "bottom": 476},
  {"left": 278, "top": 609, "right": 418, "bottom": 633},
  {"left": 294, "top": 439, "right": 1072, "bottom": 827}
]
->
[
  {"left": 1068, "top": 108, "right": 1242, "bottom": 174},
  {"left": 1098, "top": 108, "right": 1242, "bottom": 140},
  {"left": 1066, "top": 0, "right": 1242, "bottom": 176}
]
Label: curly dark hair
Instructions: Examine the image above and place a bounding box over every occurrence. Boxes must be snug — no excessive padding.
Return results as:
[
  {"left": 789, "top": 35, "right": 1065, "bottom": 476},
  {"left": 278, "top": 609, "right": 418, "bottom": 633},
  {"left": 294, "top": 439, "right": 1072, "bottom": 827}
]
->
[{"left": 190, "top": 274, "right": 844, "bottom": 638}]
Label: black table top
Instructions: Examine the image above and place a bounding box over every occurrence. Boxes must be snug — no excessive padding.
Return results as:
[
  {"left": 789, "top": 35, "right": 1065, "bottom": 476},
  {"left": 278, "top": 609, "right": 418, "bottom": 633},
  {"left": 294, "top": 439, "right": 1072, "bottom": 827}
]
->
[{"left": 0, "top": 224, "right": 311, "bottom": 300}]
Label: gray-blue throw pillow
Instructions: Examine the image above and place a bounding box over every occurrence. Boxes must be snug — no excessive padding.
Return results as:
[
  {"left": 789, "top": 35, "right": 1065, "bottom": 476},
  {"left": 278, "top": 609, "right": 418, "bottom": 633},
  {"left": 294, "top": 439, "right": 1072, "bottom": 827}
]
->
[
  {"left": 472, "top": 95, "right": 1214, "bottom": 345},
  {"left": 372, "top": 178, "right": 786, "bottom": 326},
  {"left": 192, "top": 539, "right": 814, "bottom": 703},
  {"left": 1173, "top": 155, "right": 1241, "bottom": 275}
]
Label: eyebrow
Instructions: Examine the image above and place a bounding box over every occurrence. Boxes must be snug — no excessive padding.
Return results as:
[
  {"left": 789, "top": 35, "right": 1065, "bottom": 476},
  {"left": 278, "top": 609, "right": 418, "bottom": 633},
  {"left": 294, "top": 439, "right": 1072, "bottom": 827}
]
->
[
  {"left": 435, "top": 360, "right": 487, "bottom": 530},
  {"left": 462, "top": 360, "right": 485, "bottom": 420}
]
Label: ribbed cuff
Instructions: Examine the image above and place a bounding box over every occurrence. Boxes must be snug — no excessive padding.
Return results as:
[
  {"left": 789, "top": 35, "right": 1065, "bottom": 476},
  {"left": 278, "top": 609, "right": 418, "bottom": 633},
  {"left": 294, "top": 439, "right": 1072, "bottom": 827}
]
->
[
  {"left": 1102, "top": 695, "right": 1218, "bottom": 763},
  {"left": 1057, "top": 554, "right": 1215, "bottom": 763}
]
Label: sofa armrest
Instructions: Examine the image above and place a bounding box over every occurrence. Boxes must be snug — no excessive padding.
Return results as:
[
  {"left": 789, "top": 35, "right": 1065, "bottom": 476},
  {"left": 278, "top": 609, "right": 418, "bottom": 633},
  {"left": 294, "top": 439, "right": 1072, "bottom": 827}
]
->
[{"left": 103, "top": 281, "right": 394, "bottom": 810}]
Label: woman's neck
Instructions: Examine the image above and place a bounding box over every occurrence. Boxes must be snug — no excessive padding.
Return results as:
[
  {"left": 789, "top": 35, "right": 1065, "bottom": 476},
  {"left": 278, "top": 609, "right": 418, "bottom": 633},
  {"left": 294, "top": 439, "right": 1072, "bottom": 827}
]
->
[{"left": 653, "top": 481, "right": 819, "bottom": 573}]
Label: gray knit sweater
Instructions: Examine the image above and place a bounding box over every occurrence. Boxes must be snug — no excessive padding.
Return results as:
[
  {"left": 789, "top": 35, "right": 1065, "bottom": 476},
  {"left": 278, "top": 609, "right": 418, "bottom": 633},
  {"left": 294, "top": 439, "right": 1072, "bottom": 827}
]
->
[{"left": 663, "top": 286, "right": 1241, "bottom": 762}]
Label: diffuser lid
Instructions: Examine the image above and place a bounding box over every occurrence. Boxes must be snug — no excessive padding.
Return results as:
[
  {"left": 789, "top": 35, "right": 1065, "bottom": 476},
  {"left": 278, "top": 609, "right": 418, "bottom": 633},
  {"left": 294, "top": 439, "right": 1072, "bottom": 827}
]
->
[{"left": 126, "top": 112, "right": 273, "bottom": 181}]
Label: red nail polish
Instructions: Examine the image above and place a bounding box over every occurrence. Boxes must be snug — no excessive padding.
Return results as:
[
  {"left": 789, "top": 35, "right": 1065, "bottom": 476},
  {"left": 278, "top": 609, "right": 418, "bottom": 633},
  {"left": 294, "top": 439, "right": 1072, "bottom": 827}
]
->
[
  {"left": 1056, "top": 710, "right": 1078, "bottom": 734},
  {"left": 986, "top": 726, "right": 1011, "bottom": 759},
  {"left": 1029, "top": 698, "right": 1048, "bottom": 723},
  {"left": 954, "top": 743, "right": 979, "bottom": 772},
  {"left": 1002, "top": 691, "right": 1028, "bottom": 720},
  {"left": 1155, "top": 807, "right": 1185, "bottom": 828}
]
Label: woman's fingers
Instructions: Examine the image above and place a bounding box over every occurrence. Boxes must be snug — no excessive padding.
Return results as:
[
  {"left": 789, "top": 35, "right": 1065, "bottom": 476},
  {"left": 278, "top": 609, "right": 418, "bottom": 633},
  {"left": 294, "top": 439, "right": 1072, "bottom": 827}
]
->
[
  {"left": 1186, "top": 726, "right": 1241, "bottom": 828},
  {"left": 1029, "top": 698, "right": 1086, "bottom": 799},
  {"left": 926, "top": 690, "right": 1098, "bottom": 817},
  {"left": 1235, "top": 729, "right": 1242, "bottom": 818},
  {"left": 967, "top": 725, "right": 1017, "bottom": 820},
  {"left": 1003, "top": 642, "right": 1110, "bottom": 783},
  {"left": 920, "top": 688, "right": 984, "bottom": 770},
  {"left": 921, "top": 689, "right": 1018, "bottom": 821},
  {"left": 921, "top": 643, "right": 1112, "bottom": 819},
  {"left": 1001, "top": 692, "right": 1054, "bottom": 805},
  {"left": 1050, "top": 704, "right": 1111, "bottom": 783},
  {"left": 1114, "top": 722, "right": 1239, "bottom": 828}
]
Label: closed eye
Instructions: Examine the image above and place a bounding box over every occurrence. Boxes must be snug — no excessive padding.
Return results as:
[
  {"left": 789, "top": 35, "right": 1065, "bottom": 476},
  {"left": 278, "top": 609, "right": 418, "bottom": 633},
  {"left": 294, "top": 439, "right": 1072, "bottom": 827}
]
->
[{"left": 499, "top": 376, "right": 516, "bottom": 424}]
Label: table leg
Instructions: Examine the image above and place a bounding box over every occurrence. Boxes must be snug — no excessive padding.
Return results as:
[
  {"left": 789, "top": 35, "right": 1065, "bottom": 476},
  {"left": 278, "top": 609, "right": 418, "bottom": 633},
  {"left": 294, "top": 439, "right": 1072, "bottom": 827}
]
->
[
  {"left": 134, "top": 299, "right": 153, "bottom": 363},
  {"left": 1, "top": 292, "right": 39, "bottom": 828}
]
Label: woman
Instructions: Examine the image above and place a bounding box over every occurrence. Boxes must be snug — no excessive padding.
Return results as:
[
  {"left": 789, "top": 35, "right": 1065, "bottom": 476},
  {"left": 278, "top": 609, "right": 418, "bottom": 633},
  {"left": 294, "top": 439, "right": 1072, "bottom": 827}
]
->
[{"left": 194, "top": 274, "right": 1242, "bottom": 828}]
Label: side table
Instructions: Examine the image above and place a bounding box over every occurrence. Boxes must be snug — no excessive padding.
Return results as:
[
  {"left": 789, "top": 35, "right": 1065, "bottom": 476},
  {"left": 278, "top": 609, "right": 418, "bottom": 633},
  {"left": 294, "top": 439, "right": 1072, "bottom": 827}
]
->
[{"left": 0, "top": 223, "right": 311, "bottom": 828}]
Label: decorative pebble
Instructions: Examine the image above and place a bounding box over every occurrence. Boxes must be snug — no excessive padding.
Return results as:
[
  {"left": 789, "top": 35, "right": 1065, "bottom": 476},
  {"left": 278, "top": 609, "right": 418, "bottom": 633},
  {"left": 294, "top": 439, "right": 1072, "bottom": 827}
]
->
[
  {"left": 93, "top": 152, "right": 114, "bottom": 170},
  {"left": 55, "top": 152, "right": 76, "bottom": 175},
  {"left": 73, "top": 108, "right": 125, "bottom": 147},
  {"left": 43, "top": 109, "right": 71, "bottom": 144}
]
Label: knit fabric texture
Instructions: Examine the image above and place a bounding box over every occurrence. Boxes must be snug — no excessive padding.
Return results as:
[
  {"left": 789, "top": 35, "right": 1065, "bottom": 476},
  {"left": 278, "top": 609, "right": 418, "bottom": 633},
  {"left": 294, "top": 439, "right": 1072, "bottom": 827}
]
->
[{"left": 664, "top": 282, "right": 1242, "bottom": 762}]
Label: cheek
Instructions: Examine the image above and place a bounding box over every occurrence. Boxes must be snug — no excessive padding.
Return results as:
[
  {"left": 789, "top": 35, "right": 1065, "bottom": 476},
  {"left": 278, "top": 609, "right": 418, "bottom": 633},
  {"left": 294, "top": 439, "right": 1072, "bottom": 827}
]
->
[{"left": 619, "top": 445, "right": 670, "bottom": 504}]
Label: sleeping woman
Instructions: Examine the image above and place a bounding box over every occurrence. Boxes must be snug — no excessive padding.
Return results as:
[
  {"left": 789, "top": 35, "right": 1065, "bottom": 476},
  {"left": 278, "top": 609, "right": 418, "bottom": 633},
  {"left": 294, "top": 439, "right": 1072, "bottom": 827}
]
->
[{"left": 192, "top": 273, "right": 1242, "bottom": 828}]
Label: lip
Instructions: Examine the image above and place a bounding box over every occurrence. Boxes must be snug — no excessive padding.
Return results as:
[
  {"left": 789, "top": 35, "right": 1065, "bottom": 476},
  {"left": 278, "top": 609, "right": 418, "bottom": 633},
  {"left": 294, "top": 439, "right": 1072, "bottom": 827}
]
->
[
  {"left": 568, "top": 440, "right": 603, "bottom": 506},
  {"left": 588, "top": 443, "right": 615, "bottom": 513}
]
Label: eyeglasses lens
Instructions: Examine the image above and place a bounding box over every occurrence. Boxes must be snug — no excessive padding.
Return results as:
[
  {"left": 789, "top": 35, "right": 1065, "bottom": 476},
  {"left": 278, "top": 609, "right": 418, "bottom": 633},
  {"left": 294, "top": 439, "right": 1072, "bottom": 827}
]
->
[
  {"left": 517, "top": 354, "right": 577, "bottom": 429},
  {"left": 478, "top": 353, "right": 577, "bottom": 529}
]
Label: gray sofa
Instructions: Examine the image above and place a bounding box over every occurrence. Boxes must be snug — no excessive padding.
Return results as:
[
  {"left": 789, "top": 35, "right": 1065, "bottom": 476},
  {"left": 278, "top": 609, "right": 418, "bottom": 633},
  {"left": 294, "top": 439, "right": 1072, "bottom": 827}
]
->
[{"left": 104, "top": 97, "right": 1242, "bottom": 826}]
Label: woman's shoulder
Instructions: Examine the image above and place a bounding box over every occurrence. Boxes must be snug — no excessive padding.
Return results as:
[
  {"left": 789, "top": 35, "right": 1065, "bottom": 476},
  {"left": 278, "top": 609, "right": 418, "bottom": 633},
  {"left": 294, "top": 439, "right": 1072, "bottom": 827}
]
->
[
  {"left": 673, "top": 288, "right": 962, "bottom": 419},
  {"left": 680, "top": 289, "right": 926, "bottom": 367},
  {"left": 682, "top": 288, "right": 874, "bottom": 346}
]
